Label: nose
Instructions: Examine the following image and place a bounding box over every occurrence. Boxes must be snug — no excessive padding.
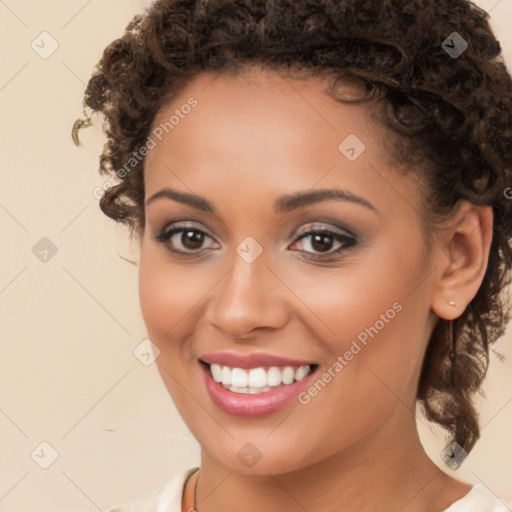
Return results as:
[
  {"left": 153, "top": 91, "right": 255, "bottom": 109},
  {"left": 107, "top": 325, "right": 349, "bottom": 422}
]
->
[{"left": 205, "top": 252, "right": 288, "bottom": 339}]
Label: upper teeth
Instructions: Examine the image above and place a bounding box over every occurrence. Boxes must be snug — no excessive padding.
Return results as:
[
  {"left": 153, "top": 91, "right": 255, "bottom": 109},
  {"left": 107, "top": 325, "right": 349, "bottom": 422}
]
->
[{"left": 209, "top": 364, "right": 312, "bottom": 390}]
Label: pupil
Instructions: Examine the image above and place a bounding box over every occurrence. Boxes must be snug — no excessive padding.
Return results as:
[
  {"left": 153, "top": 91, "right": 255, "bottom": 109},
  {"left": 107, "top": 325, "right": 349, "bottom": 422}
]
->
[
  {"left": 183, "top": 230, "right": 204, "bottom": 249},
  {"left": 312, "top": 233, "right": 332, "bottom": 252}
]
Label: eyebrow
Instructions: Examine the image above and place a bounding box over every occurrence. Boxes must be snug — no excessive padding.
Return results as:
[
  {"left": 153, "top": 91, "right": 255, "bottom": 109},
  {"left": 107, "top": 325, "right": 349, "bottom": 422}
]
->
[{"left": 145, "top": 187, "right": 377, "bottom": 214}]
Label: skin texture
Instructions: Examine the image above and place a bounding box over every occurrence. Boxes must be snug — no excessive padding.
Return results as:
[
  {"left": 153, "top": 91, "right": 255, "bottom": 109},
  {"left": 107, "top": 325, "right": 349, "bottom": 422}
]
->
[{"left": 138, "top": 66, "right": 492, "bottom": 512}]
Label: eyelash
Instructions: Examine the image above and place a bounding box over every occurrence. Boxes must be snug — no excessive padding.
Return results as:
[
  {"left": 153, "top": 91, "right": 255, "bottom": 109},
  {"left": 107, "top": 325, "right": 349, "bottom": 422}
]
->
[{"left": 152, "top": 222, "right": 357, "bottom": 260}]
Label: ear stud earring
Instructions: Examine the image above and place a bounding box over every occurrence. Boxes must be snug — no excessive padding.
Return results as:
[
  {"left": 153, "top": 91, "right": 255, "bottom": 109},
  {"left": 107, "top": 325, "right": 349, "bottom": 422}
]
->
[{"left": 448, "top": 300, "right": 456, "bottom": 307}]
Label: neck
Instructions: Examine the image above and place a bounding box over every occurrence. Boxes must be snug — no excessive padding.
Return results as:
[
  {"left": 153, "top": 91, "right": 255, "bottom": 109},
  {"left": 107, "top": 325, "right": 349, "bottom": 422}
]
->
[{"left": 194, "top": 410, "right": 466, "bottom": 512}]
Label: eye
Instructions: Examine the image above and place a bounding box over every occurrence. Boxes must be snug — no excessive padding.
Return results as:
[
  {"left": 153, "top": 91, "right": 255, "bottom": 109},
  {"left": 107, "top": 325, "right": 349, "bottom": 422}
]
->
[
  {"left": 290, "top": 224, "right": 357, "bottom": 258},
  {"left": 152, "top": 222, "right": 219, "bottom": 255},
  {"left": 153, "top": 221, "right": 357, "bottom": 260}
]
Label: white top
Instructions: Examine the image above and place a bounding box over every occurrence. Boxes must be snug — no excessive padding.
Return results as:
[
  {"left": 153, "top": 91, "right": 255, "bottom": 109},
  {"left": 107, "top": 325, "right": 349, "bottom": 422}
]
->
[{"left": 105, "top": 467, "right": 510, "bottom": 512}]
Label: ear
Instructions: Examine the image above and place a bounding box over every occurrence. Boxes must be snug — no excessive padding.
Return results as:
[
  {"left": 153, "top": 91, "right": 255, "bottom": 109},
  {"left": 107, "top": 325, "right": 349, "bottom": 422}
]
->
[{"left": 431, "top": 201, "right": 493, "bottom": 320}]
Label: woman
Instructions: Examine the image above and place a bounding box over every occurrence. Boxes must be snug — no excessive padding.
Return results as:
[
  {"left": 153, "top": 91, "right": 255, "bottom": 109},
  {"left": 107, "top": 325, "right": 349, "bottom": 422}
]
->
[{"left": 73, "top": 0, "right": 512, "bottom": 510}]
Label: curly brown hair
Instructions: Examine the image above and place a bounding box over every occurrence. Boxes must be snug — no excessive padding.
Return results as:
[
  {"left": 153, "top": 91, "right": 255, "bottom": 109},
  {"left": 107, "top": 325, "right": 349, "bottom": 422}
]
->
[{"left": 73, "top": 0, "right": 512, "bottom": 463}]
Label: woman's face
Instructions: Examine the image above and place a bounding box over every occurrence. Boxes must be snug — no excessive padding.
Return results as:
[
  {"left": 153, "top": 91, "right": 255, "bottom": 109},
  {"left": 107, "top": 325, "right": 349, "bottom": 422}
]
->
[{"left": 139, "top": 67, "right": 441, "bottom": 475}]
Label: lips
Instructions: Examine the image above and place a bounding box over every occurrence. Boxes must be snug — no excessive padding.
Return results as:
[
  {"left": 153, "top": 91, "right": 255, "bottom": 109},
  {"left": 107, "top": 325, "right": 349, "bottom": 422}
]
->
[
  {"left": 196, "top": 351, "right": 320, "bottom": 416},
  {"left": 199, "top": 351, "right": 316, "bottom": 370},
  {"left": 199, "top": 359, "right": 319, "bottom": 417}
]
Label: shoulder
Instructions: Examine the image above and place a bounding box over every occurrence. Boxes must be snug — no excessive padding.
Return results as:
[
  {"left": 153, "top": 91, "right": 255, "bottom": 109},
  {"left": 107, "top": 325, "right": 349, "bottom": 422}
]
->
[
  {"left": 105, "top": 467, "right": 199, "bottom": 512},
  {"left": 443, "top": 484, "right": 510, "bottom": 512}
]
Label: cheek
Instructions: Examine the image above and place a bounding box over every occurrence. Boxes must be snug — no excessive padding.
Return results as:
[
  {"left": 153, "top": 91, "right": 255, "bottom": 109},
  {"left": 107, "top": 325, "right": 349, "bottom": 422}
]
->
[
  {"left": 282, "top": 252, "right": 403, "bottom": 344},
  {"left": 138, "top": 244, "right": 204, "bottom": 350},
  {"left": 283, "top": 248, "right": 423, "bottom": 388},
  {"left": 137, "top": 246, "right": 203, "bottom": 406},
  {"left": 290, "top": 276, "right": 417, "bottom": 457}
]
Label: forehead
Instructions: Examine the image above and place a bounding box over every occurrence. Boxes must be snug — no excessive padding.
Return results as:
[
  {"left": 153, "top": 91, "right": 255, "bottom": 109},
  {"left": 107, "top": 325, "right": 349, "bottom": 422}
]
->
[
  {"left": 149, "top": 67, "right": 381, "bottom": 152},
  {"left": 143, "top": 67, "right": 420, "bottom": 221}
]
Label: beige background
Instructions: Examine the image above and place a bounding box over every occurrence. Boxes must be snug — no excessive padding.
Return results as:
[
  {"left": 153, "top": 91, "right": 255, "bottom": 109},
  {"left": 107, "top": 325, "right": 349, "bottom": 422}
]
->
[{"left": 1, "top": 1, "right": 511, "bottom": 510}]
